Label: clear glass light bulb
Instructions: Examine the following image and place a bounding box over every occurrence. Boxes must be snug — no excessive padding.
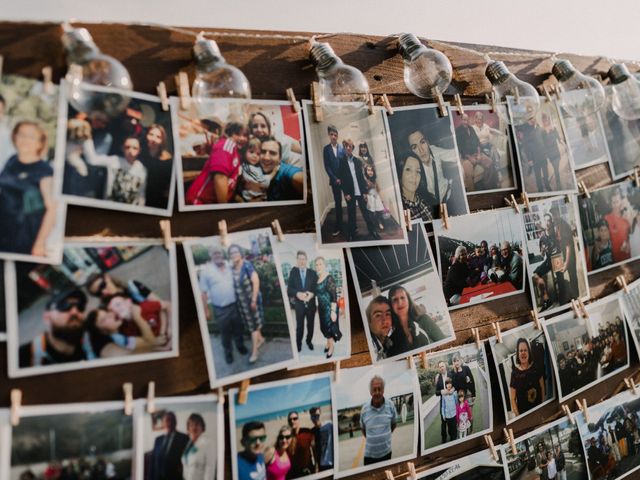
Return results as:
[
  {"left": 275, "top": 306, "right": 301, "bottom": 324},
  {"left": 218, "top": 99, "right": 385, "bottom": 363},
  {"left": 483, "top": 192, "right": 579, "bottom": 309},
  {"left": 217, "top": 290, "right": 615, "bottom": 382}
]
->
[
  {"left": 61, "top": 24, "right": 132, "bottom": 117},
  {"left": 192, "top": 34, "right": 251, "bottom": 117},
  {"left": 608, "top": 63, "right": 640, "bottom": 121},
  {"left": 485, "top": 61, "right": 540, "bottom": 126},
  {"left": 397, "top": 33, "right": 452, "bottom": 98},
  {"left": 552, "top": 59, "right": 605, "bottom": 118}
]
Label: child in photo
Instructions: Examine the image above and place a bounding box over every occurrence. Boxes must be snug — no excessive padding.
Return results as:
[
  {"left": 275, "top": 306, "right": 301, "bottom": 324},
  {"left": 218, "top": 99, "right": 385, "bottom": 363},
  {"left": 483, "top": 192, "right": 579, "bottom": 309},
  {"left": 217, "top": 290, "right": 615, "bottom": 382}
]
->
[
  {"left": 456, "top": 389, "right": 472, "bottom": 439},
  {"left": 238, "top": 137, "right": 272, "bottom": 202},
  {"left": 441, "top": 379, "right": 457, "bottom": 442},
  {"left": 363, "top": 162, "right": 386, "bottom": 232},
  {"left": 590, "top": 219, "right": 614, "bottom": 270}
]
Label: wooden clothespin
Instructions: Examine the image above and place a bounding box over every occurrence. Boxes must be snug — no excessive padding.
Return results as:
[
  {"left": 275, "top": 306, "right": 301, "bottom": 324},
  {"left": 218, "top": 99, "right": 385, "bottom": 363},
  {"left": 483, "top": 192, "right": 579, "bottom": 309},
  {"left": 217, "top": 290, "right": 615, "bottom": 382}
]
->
[
  {"left": 286, "top": 88, "right": 300, "bottom": 114},
  {"left": 521, "top": 192, "right": 530, "bottom": 211},
  {"left": 571, "top": 299, "right": 581, "bottom": 318},
  {"left": 578, "top": 181, "right": 591, "bottom": 199},
  {"left": 271, "top": 219, "right": 285, "bottom": 242},
  {"left": 634, "top": 166, "right": 640, "bottom": 188},
  {"left": 530, "top": 309, "right": 541, "bottom": 330},
  {"left": 0, "top": 55, "right": 3, "bottom": 79},
  {"left": 514, "top": 86, "right": 520, "bottom": 104},
  {"left": 561, "top": 404, "right": 575, "bottom": 425},
  {"left": 552, "top": 83, "right": 562, "bottom": 100},
  {"left": 540, "top": 85, "right": 553, "bottom": 102},
  {"left": 404, "top": 210, "right": 413, "bottom": 231},
  {"left": 407, "top": 355, "right": 415, "bottom": 369},
  {"left": 484, "top": 434, "right": 498, "bottom": 461},
  {"left": 147, "top": 381, "right": 156, "bottom": 414},
  {"left": 10, "top": 389, "right": 21, "bottom": 427},
  {"left": 159, "top": 220, "right": 172, "bottom": 250},
  {"left": 505, "top": 194, "right": 520, "bottom": 213},
  {"left": 380, "top": 93, "right": 394, "bottom": 115},
  {"left": 617, "top": 275, "right": 630, "bottom": 294},
  {"left": 311, "top": 82, "right": 324, "bottom": 123},
  {"left": 176, "top": 71, "right": 191, "bottom": 110},
  {"left": 385, "top": 469, "right": 395, "bottom": 480},
  {"left": 334, "top": 360, "right": 341, "bottom": 382},
  {"left": 367, "top": 93, "right": 375, "bottom": 115},
  {"left": 471, "top": 327, "right": 481, "bottom": 349},
  {"left": 440, "top": 203, "right": 450, "bottom": 229},
  {"left": 625, "top": 376, "right": 638, "bottom": 395},
  {"left": 157, "top": 81, "right": 169, "bottom": 111},
  {"left": 218, "top": 219, "right": 229, "bottom": 247},
  {"left": 433, "top": 85, "right": 448, "bottom": 117},
  {"left": 454, "top": 93, "right": 464, "bottom": 115},
  {"left": 504, "top": 428, "right": 517, "bottom": 455},
  {"left": 217, "top": 387, "right": 225, "bottom": 405},
  {"left": 42, "top": 66, "right": 54, "bottom": 95},
  {"left": 420, "top": 351, "right": 428, "bottom": 370},
  {"left": 492, "top": 322, "right": 503, "bottom": 343},
  {"left": 578, "top": 298, "right": 589, "bottom": 319},
  {"left": 487, "top": 91, "right": 497, "bottom": 112},
  {"left": 407, "top": 462, "right": 417, "bottom": 480},
  {"left": 575, "top": 398, "right": 589, "bottom": 423},
  {"left": 237, "top": 379, "right": 251, "bottom": 405},
  {"left": 123, "top": 382, "right": 133, "bottom": 416}
]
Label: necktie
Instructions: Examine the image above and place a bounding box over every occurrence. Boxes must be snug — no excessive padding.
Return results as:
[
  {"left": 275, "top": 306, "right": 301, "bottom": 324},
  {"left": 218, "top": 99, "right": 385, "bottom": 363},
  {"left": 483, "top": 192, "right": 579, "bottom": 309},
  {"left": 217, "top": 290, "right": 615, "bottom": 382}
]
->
[{"left": 301, "top": 268, "right": 306, "bottom": 286}]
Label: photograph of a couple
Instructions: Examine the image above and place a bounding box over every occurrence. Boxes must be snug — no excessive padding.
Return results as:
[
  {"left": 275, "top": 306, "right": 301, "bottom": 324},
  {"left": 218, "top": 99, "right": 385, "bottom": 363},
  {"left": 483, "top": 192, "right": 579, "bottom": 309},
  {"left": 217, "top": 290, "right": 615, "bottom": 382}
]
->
[
  {"left": 6, "top": 241, "right": 177, "bottom": 377},
  {"left": 348, "top": 222, "right": 454, "bottom": 363}
]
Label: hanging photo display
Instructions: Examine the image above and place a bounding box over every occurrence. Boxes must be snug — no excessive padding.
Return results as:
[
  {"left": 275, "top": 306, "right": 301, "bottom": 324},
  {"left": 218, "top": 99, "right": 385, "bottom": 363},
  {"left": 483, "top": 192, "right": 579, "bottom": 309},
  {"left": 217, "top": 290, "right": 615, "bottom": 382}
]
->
[
  {"left": 183, "top": 228, "right": 296, "bottom": 387},
  {"left": 544, "top": 295, "right": 629, "bottom": 402},
  {"left": 229, "top": 373, "right": 334, "bottom": 480},
  {"left": 272, "top": 233, "right": 350, "bottom": 366},
  {"left": 0, "top": 261, "right": 5, "bottom": 340},
  {"left": 58, "top": 81, "right": 177, "bottom": 216},
  {"left": 601, "top": 85, "right": 640, "bottom": 180},
  {"left": 387, "top": 103, "right": 469, "bottom": 222},
  {"left": 433, "top": 207, "right": 526, "bottom": 309},
  {"left": 347, "top": 221, "right": 454, "bottom": 363},
  {"left": 489, "top": 322, "right": 556, "bottom": 424},
  {"left": 510, "top": 97, "right": 578, "bottom": 197},
  {"left": 0, "top": 74, "right": 66, "bottom": 264},
  {"left": 417, "top": 343, "right": 493, "bottom": 456},
  {"left": 5, "top": 240, "right": 178, "bottom": 378},
  {"left": 302, "top": 101, "right": 407, "bottom": 247},
  {"left": 619, "top": 277, "right": 640, "bottom": 362},
  {"left": 449, "top": 104, "right": 517, "bottom": 195},
  {"left": 523, "top": 195, "right": 589, "bottom": 316},
  {"left": 173, "top": 97, "right": 306, "bottom": 211},
  {"left": 417, "top": 449, "right": 507, "bottom": 479},
  {"left": 332, "top": 361, "right": 419, "bottom": 478}
]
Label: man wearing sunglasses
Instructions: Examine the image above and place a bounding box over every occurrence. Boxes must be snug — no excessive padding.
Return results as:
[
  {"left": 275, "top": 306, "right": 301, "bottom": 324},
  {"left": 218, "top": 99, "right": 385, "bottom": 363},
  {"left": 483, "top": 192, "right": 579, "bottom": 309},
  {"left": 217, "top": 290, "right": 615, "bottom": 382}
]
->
[
  {"left": 19, "top": 289, "right": 95, "bottom": 367},
  {"left": 310, "top": 407, "right": 334, "bottom": 472},
  {"left": 237, "top": 421, "right": 267, "bottom": 480},
  {"left": 287, "top": 411, "right": 315, "bottom": 477}
]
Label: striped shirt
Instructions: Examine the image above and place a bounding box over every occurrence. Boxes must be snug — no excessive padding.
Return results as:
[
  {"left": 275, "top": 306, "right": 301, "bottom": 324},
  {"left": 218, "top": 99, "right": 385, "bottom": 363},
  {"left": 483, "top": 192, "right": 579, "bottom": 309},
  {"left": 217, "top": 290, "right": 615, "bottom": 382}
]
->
[{"left": 360, "top": 398, "right": 397, "bottom": 458}]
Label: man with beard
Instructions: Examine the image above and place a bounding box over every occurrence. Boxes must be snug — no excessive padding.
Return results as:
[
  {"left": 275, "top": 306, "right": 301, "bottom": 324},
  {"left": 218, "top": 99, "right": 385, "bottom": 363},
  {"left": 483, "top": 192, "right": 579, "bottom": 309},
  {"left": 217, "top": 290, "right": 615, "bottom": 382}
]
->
[{"left": 19, "top": 290, "right": 95, "bottom": 366}]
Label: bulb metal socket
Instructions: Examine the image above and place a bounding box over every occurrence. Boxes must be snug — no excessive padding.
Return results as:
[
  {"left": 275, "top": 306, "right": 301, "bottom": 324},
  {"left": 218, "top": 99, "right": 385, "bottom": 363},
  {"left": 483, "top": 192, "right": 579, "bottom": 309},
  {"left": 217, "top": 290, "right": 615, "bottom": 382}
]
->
[
  {"left": 552, "top": 60, "right": 577, "bottom": 82},
  {"left": 608, "top": 63, "right": 631, "bottom": 85},
  {"left": 485, "top": 61, "right": 511, "bottom": 85},
  {"left": 193, "top": 37, "right": 224, "bottom": 65},
  {"left": 397, "top": 33, "right": 426, "bottom": 61},
  {"left": 309, "top": 42, "right": 339, "bottom": 71}
]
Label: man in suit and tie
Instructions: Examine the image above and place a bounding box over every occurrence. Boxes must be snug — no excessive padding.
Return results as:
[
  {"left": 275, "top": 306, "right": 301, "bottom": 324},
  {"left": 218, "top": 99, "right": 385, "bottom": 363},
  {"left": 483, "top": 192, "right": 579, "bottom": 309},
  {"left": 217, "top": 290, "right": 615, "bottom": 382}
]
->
[
  {"left": 150, "top": 411, "right": 190, "bottom": 480},
  {"left": 323, "top": 124, "right": 344, "bottom": 236},
  {"left": 338, "top": 138, "right": 379, "bottom": 241},
  {"left": 287, "top": 250, "right": 318, "bottom": 352}
]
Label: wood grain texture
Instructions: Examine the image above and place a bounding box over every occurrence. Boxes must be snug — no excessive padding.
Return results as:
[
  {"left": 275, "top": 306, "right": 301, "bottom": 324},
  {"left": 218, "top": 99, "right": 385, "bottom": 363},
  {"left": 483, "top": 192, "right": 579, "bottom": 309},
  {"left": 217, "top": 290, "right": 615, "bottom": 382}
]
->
[{"left": 0, "top": 20, "right": 638, "bottom": 479}]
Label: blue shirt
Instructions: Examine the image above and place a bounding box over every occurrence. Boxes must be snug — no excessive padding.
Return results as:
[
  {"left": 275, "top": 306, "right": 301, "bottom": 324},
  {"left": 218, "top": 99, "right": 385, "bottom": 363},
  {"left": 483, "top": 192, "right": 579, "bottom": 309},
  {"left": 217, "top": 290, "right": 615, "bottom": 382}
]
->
[
  {"left": 267, "top": 163, "right": 302, "bottom": 201},
  {"left": 360, "top": 398, "right": 397, "bottom": 458},
  {"left": 237, "top": 452, "right": 265, "bottom": 480},
  {"left": 441, "top": 389, "right": 457, "bottom": 419}
]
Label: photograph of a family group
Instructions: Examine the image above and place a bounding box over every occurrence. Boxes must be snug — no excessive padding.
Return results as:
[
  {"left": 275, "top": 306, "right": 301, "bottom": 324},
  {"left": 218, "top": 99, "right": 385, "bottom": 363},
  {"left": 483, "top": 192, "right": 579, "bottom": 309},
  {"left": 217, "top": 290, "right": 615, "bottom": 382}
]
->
[
  {"left": 332, "top": 362, "right": 419, "bottom": 478},
  {"left": 229, "top": 374, "right": 334, "bottom": 480},
  {"left": 387, "top": 103, "right": 469, "bottom": 223},
  {"left": 418, "top": 343, "right": 492, "bottom": 456},
  {"left": 434, "top": 207, "right": 525, "bottom": 309},
  {"left": 0, "top": 74, "right": 66, "bottom": 264},
  {"left": 620, "top": 277, "right": 640, "bottom": 359},
  {"left": 577, "top": 388, "right": 640, "bottom": 480},
  {"left": 4, "top": 401, "right": 134, "bottom": 480},
  {"left": 347, "top": 221, "right": 454, "bottom": 363},
  {"left": 503, "top": 416, "right": 587, "bottom": 480},
  {"left": 174, "top": 97, "right": 306, "bottom": 211},
  {"left": 5, "top": 240, "right": 178, "bottom": 378},
  {"left": 418, "top": 449, "right": 507, "bottom": 480},
  {"left": 602, "top": 85, "right": 640, "bottom": 180},
  {"left": 450, "top": 104, "right": 517, "bottom": 194},
  {"left": 578, "top": 179, "right": 640, "bottom": 273},
  {"left": 544, "top": 295, "right": 629, "bottom": 402},
  {"left": 58, "top": 82, "right": 177, "bottom": 216},
  {"left": 511, "top": 97, "right": 578, "bottom": 197},
  {"left": 184, "top": 228, "right": 295, "bottom": 387},
  {"left": 137, "top": 394, "right": 223, "bottom": 480},
  {"left": 489, "top": 322, "right": 556, "bottom": 424},
  {"left": 303, "top": 100, "right": 407, "bottom": 247},
  {"left": 273, "top": 233, "right": 350, "bottom": 367},
  {"left": 523, "top": 195, "right": 589, "bottom": 316}
]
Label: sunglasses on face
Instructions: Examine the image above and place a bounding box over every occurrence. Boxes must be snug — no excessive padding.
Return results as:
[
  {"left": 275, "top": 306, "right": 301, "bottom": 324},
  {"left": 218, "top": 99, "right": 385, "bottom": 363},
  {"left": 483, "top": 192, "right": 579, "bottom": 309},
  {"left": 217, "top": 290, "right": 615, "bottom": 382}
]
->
[
  {"left": 311, "top": 415, "right": 320, "bottom": 420},
  {"left": 247, "top": 435, "right": 267, "bottom": 445},
  {"left": 56, "top": 299, "right": 86, "bottom": 312},
  {"left": 289, "top": 416, "right": 299, "bottom": 421},
  {"left": 279, "top": 434, "right": 292, "bottom": 440}
]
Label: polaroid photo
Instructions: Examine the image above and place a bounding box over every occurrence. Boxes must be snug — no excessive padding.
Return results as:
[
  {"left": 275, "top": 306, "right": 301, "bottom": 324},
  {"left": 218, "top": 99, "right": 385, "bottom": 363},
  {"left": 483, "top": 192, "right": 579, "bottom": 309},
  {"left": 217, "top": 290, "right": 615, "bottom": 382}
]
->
[
  {"left": 347, "top": 221, "right": 454, "bottom": 363},
  {"left": 523, "top": 195, "right": 590, "bottom": 317},
  {"left": 489, "top": 322, "right": 556, "bottom": 424},
  {"left": 0, "top": 74, "right": 66, "bottom": 264},
  {"left": 510, "top": 97, "right": 578, "bottom": 197},
  {"left": 332, "top": 361, "right": 419, "bottom": 478},
  {"left": 501, "top": 415, "right": 587, "bottom": 480},
  {"left": 602, "top": 85, "right": 640, "bottom": 180},
  {"left": 576, "top": 388, "right": 640, "bottom": 480},
  {"left": 449, "top": 104, "right": 517, "bottom": 195},
  {"left": 544, "top": 294, "right": 629, "bottom": 402},
  {"left": 5, "top": 239, "right": 179, "bottom": 378},
  {"left": 136, "top": 394, "right": 224, "bottom": 480},
  {"left": 387, "top": 103, "right": 470, "bottom": 223},
  {"left": 229, "top": 373, "right": 334, "bottom": 480},
  {"left": 0, "top": 401, "right": 134, "bottom": 480},
  {"left": 183, "top": 228, "right": 296, "bottom": 387},
  {"left": 578, "top": 179, "right": 640, "bottom": 274},
  {"left": 173, "top": 97, "right": 306, "bottom": 211},
  {"left": 433, "top": 207, "right": 526, "bottom": 310},
  {"left": 416, "top": 449, "right": 507, "bottom": 479},
  {"left": 271, "top": 232, "right": 350, "bottom": 367},
  {"left": 417, "top": 343, "right": 493, "bottom": 456},
  {"left": 302, "top": 100, "right": 407, "bottom": 247},
  {"left": 620, "top": 276, "right": 640, "bottom": 359}
]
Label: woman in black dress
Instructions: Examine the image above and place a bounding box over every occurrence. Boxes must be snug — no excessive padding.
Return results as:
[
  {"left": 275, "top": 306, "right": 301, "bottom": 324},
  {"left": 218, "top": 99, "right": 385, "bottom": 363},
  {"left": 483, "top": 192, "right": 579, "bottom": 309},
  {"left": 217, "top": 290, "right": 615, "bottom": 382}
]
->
[
  {"left": 140, "top": 123, "right": 173, "bottom": 209},
  {"left": 314, "top": 256, "right": 341, "bottom": 358}
]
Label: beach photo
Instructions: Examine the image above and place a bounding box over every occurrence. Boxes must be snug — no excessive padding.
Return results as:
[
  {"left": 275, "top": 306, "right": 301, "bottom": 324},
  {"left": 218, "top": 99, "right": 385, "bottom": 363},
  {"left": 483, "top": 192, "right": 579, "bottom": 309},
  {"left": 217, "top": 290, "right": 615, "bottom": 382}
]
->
[{"left": 418, "top": 449, "right": 507, "bottom": 479}]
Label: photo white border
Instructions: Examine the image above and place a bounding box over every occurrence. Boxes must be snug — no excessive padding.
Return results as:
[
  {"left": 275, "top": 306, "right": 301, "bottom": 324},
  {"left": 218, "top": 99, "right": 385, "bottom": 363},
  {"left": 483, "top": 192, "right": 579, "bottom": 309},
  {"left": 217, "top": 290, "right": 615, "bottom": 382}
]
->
[
  {"left": 415, "top": 448, "right": 508, "bottom": 479},
  {"left": 6, "top": 239, "right": 179, "bottom": 378},
  {"left": 559, "top": 107, "right": 613, "bottom": 171},
  {"left": 620, "top": 275, "right": 640, "bottom": 361}
]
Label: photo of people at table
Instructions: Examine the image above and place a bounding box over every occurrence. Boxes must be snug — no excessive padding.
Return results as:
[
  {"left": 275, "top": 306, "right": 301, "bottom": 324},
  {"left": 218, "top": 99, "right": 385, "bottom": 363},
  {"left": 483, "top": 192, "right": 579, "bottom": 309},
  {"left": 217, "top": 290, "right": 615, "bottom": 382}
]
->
[
  {"left": 578, "top": 179, "right": 640, "bottom": 273},
  {"left": 601, "top": 85, "right": 640, "bottom": 180},
  {"left": 434, "top": 208, "right": 525, "bottom": 309}
]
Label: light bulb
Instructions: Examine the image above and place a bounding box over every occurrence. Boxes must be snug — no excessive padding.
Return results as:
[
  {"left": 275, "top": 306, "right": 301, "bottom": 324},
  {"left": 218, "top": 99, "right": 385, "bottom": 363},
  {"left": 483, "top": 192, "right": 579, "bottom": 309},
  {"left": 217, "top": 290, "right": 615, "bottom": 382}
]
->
[
  {"left": 485, "top": 61, "right": 540, "bottom": 126},
  {"left": 397, "top": 33, "right": 452, "bottom": 98},
  {"left": 61, "top": 24, "right": 132, "bottom": 117},
  {"left": 309, "top": 42, "right": 370, "bottom": 109},
  {"left": 551, "top": 60, "right": 605, "bottom": 118},
  {"left": 608, "top": 63, "right": 640, "bottom": 121},
  {"left": 192, "top": 34, "right": 251, "bottom": 117}
]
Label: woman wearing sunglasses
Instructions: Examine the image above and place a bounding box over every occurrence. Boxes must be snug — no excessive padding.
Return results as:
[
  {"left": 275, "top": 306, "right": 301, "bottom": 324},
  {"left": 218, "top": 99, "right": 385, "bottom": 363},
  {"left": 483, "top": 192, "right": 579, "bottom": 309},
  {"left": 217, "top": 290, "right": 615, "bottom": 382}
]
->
[{"left": 264, "top": 426, "right": 293, "bottom": 480}]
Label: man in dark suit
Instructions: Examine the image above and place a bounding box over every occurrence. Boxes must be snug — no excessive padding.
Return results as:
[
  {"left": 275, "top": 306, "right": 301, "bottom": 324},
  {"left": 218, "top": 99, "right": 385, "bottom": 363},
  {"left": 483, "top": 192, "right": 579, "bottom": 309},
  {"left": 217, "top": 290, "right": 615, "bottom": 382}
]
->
[
  {"left": 287, "top": 250, "right": 319, "bottom": 352},
  {"left": 150, "top": 411, "right": 190, "bottom": 480},
  {"left": 323, "top": 124, "right": 344, "bottom": 236},
  {"left": 338, "top": 139, "right": 379, "bottom": 241}
]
